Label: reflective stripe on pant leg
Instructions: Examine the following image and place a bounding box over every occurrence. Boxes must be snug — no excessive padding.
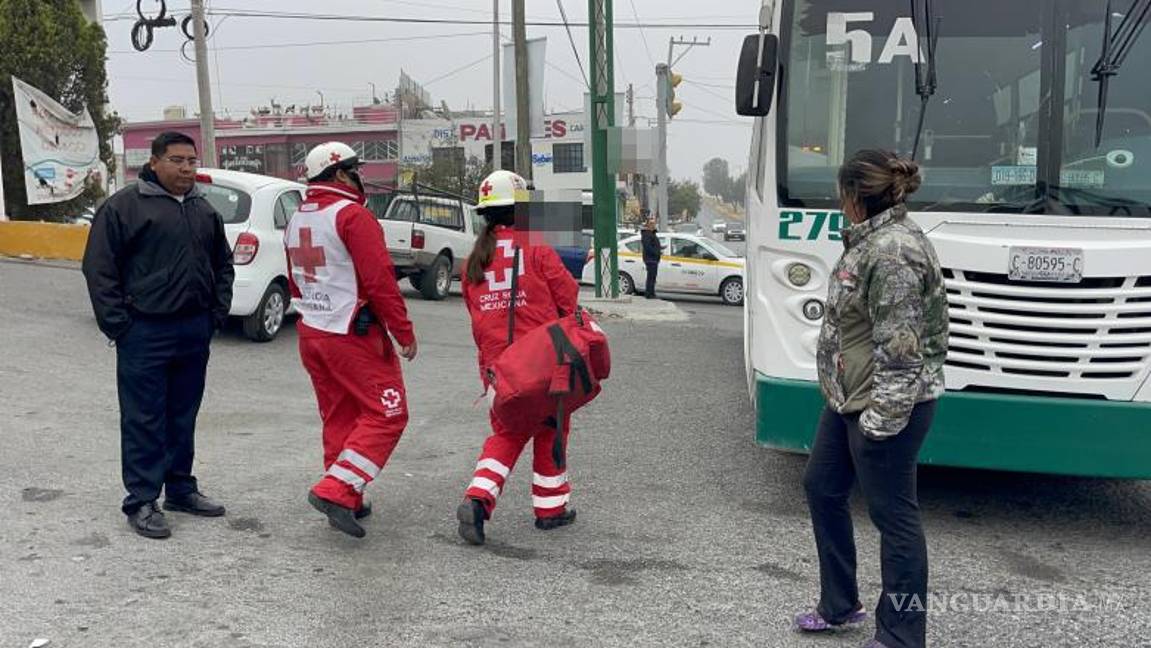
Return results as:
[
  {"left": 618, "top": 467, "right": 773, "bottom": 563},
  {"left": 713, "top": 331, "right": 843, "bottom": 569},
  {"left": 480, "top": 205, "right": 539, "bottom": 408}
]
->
[
  {"left": 531, "top": 416, "right": 572, "bottom": 517},
  {"left": 327, "top": 464, "right": 367, "bottom": 493},
  {"left": 464, "top": 412, "right": 533, "bottom": 513}
]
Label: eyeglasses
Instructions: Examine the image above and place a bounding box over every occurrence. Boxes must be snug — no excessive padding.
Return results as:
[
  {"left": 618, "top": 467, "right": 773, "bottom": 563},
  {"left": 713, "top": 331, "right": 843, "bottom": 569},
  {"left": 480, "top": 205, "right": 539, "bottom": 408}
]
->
[{"left": 164, "top": 156, "right": 199, "bottom": 167}]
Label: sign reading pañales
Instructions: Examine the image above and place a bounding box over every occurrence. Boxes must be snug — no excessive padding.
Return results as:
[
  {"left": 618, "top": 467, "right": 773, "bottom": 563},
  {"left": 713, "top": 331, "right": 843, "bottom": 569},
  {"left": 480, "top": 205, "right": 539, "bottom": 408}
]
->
[{"left": 11, "top": 76, "right": 101, "bottom": 205}]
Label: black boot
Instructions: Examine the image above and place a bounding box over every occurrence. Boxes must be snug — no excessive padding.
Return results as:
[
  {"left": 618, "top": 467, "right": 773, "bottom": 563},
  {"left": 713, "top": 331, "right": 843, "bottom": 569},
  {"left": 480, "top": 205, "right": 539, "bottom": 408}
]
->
[
  {"left": 456, "top": 498, "right": 486, "bottom": 546},
  {"left": 163, "top": 491, "right": 226, "bottom": 517},
  {"left": 127, "top": 502, "right": 171, "bottom": 539},
  {"left": 329, "top": 501, "right": 372, "bottom": 528},
  {"left": 535, "top": 509, "right": 577, "bottom": 530},
  {"left": 308, "top": 492, "right": 365, "bottom": 538}
]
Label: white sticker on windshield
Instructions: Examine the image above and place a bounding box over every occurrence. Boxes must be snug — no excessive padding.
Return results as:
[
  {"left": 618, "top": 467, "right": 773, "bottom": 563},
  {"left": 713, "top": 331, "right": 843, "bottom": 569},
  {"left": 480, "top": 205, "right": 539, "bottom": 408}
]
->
[{"left": 991, "top": 166, "right": 1105, "bottom": 188}]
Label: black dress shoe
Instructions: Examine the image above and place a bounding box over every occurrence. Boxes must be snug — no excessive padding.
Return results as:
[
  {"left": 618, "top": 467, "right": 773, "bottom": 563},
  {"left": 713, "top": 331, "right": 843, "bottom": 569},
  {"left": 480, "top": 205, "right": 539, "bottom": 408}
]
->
[
  {"left": 456, "top": 498, "right": 486, "bottom": 546},
  {"left": 535, "top": 509, "right": 577, "bottom": 531},
  {"left": 163, "top": 492, "right": 226, "bottom": 517},
  {"left": 329, "top": 501, "right": 372, "bottom": 528},
  {"left": 308, "top": 492, "right": 365, "bottom": 538},
  {"left": 128, "top": 502, "right": 171, "bottom": 539}
]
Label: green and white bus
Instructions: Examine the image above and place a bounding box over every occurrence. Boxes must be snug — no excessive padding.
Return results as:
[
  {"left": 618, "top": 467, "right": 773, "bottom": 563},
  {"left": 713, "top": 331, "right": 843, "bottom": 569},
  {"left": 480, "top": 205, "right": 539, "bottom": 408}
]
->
[{"left": 734, "top": 0, "right": 1151, "bottom": 477}]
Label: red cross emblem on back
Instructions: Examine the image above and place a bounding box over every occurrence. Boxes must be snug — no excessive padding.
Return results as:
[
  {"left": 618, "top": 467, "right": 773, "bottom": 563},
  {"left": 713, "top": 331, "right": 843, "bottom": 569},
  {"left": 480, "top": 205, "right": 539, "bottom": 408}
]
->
[
  {"left": 481, "top": 181, "right": 493, "bottom": 197},
  {"left": 288, "top": 227, "right": 326, "bottom": 283},
  {"left": 329, "top": 152, "right": 342, "bottom": 164}
]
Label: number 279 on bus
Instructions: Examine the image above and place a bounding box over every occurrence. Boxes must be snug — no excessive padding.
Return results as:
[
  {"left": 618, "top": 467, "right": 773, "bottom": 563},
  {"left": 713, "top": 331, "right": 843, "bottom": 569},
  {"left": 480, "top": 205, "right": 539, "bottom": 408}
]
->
[{"left": 778, "top": 210, "right": 846, "bottom": 241}]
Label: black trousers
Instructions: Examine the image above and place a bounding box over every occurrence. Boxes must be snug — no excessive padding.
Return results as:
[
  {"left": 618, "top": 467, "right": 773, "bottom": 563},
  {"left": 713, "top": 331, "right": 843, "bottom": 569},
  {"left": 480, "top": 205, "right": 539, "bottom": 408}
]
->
[
  {"left": 803, "top": 401, "right": 935, "bottom": 648},
  {"left": 116, "top": 312, "right": 214, "bottom": 514},
  {"left": 644, "top": 261, "right": 659, "bottom": 298}
]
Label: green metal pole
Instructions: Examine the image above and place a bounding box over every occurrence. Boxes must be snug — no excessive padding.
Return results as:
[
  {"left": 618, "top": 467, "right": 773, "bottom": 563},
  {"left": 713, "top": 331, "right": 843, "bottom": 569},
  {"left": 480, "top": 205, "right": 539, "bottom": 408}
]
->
[{"left": 589, "top": 0, "right": 618, "bottom": 299}]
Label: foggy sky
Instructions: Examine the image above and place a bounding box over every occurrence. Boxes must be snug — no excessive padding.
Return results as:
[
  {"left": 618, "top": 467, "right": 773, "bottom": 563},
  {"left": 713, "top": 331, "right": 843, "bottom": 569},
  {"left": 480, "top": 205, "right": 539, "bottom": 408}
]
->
[{"left": 100, "top": 0, "right": 758, "bottom": 182}]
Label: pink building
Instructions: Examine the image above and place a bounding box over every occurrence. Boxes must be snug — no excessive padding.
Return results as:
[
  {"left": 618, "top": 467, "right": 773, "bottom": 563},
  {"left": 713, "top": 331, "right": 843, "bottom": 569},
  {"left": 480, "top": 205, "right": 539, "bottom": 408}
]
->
[{"left": 121, "top": 106, "right": 400, "bottom": 193}]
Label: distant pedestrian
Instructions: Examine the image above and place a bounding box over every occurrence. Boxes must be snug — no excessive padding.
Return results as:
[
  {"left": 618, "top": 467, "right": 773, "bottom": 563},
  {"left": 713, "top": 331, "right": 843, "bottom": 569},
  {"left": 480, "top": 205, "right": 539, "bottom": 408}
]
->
[
  {"left": 286, "top": 142, "right": 417, "bottom": 539},
  {"left": 456, "top": 170, "right": 581, "bottom": 546},
  {"left": 82, "top": 131, "right": 234, "bottom": 539},
  {"left": 641, "top": 216, "right": 662, "bottom": 299},
  {"left": 793, "top": 150, "right": 948, "bottom": 648}
]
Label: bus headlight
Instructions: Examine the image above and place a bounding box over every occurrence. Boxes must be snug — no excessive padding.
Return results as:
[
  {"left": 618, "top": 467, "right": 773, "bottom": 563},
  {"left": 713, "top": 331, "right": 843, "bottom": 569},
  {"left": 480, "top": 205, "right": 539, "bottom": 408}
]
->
[
  {"left": 787, "top": 262, "right": 813, "bottom": 287},
  {"left": 802, "top": 299, "right": 825, "bottom": 321}
]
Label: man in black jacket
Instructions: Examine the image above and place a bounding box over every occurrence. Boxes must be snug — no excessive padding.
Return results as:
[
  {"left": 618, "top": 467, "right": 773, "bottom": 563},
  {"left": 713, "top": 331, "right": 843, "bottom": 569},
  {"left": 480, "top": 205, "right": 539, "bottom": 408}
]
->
[
  {"left": 82, "top": 131, "right": 234, "bottom": 539},
  {"left": 640, "top": 215, "right": 662, "bottom": 299}
]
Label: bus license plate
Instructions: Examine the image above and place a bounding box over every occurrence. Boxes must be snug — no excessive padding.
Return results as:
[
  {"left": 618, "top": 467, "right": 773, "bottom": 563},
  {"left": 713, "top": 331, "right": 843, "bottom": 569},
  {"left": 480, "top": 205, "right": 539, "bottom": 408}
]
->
[{"left": 1008, "top": 247, "right": 1084, "bottom": 283}]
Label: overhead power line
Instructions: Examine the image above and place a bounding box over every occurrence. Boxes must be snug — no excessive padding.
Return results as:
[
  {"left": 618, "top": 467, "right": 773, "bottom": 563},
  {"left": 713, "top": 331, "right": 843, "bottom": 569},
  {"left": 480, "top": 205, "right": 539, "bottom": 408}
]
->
[
  {"left": 103, "top": 8, "right": 757, "bottom": 29},
  {"left": 108, "top": 30, "right": 491, "bottom": 54},
  {"left": 628, "top": 0, "right": 656, "bottom": 68},
  {"left": 555, "top": 0, "right": 590, "bottom": 89}
]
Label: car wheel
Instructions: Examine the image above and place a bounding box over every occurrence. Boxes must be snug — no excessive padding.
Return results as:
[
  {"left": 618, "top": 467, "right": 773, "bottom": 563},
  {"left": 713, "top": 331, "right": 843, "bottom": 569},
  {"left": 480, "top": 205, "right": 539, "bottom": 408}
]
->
[
  {"left": 243, "top": 282, "right": 287, "bottom": 342},
  {"left": 618, "top": 272, "right": 636, "bottom": 295},
  {"left": 419, "top": 254, "right": 452, "bottom": 300},
  {"left": 720, "top": 277, "right": 744, "bottom": 306}
]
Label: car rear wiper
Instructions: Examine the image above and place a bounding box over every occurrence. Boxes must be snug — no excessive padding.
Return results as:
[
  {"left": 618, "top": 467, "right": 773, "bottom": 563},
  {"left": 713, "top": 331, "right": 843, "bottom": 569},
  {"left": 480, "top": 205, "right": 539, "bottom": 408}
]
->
[
  {"left": 1091, "top": 0, "right": 1151, "bottom": 147},
  {"left": 908, "top": 0, "right": 941, "bottom": 161}
]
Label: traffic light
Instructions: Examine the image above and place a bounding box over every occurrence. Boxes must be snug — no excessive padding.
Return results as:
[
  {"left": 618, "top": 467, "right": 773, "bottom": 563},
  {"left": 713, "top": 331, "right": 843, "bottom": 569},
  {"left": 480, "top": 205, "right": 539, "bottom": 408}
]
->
[{"left": 665, "top": 70, "right": 684, "bottom": 118}]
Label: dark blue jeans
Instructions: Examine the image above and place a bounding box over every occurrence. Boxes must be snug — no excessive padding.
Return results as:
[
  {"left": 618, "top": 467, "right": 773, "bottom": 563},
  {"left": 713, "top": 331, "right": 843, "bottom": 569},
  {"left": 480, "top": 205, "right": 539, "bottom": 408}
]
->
[
  {"left": 803, "top": 401, "right": 935, "bottom": 648},
  {"left": 116, "top": 312, "right": 214, "bottom": 514}
]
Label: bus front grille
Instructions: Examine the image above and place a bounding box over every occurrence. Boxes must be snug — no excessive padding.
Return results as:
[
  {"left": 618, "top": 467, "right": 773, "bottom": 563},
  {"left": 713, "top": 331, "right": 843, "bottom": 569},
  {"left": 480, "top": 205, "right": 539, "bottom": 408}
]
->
[{"left": 942, "top": 269, "right": 1151, "bottom": 380}]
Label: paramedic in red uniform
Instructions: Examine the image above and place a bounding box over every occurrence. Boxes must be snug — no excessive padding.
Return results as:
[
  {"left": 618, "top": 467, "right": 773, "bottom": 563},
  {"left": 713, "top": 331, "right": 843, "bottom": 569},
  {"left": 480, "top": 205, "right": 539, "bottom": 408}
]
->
[
  {"left": 456, "top": 170, "right": 581, "bottom": 545},
  {"left": 285, "top": 141, "right": 418, "bottom": 538}
]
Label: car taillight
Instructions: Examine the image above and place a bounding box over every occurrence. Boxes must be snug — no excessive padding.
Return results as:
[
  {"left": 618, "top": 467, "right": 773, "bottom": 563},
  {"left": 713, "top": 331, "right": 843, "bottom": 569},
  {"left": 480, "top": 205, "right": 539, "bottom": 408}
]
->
[
  {"left": 194, "top": 173, "right": 212, "bottom": 184},
  {"left": 412, "top": 229, "right": 425, "bottom": 250},
  {"left": 234, "top": 232, "right": 259, "bottom": 265}
]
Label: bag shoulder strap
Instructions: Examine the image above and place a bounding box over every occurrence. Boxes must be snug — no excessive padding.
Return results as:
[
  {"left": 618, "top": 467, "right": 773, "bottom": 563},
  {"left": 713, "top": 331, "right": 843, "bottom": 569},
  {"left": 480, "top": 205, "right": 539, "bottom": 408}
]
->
[{"left": 507, "top": 245, "right": 521, "bottom": 345}]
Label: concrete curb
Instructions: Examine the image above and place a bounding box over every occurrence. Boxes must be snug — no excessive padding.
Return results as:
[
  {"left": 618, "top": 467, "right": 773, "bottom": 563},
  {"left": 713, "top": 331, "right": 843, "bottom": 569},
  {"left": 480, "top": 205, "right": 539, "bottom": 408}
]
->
[{"left": 582, "top": 296, "right": 689, "bottom": 322}]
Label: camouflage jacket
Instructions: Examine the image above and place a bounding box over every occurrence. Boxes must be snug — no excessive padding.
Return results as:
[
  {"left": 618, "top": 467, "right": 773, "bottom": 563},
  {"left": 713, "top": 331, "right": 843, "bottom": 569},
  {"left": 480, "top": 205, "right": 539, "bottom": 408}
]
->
[{"left": 816, "top": 206, "right": 949, "bottom": 439}]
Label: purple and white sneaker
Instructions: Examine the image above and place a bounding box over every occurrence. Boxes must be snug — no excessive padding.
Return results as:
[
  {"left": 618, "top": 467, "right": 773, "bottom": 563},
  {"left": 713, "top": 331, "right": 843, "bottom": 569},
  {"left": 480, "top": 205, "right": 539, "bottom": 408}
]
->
[{"left": 793, "top": 605, "right": 867, "bottom": 633}]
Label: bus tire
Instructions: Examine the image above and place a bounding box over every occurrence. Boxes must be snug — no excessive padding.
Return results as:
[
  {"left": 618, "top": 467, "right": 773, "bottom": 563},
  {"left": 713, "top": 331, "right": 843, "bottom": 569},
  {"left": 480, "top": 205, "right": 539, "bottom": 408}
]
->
[
  {"left": 720, "top": 276, "right": 744, "bottom": 306},
  {"left": 419, "top": 254, "right": 452, "bottom": 301}
]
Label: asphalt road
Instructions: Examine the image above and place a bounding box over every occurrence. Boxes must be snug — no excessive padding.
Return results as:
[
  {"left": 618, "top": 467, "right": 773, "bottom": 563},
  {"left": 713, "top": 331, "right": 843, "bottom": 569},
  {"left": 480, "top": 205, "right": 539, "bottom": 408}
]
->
[{"left": 2, "top": 258, "right": 1149, "bottom": 648}]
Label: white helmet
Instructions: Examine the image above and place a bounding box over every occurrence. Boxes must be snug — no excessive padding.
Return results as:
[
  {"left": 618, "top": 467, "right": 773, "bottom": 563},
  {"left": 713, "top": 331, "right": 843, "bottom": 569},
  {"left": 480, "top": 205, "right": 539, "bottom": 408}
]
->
[
  {"left": 476, "top": 169, "right": 528, "bottom": 211},
  {"left": 304, "top": 141, "right": 359, "bottom": 181}
]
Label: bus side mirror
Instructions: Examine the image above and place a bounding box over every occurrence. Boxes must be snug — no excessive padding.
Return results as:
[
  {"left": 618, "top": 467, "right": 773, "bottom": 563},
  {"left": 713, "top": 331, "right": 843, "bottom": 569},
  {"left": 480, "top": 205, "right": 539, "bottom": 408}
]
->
[{"left": 735, "top": 33, "right": 779, "bottom": 117}]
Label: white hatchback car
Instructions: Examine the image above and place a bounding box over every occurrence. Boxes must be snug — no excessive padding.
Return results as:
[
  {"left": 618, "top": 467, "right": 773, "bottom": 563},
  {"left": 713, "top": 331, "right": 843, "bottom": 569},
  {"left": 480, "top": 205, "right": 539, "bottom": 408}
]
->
[
  {"left": 195, "top": 169, "right": 306, "bottom": 341},
  {"left": 582, "top": 232, "right": 746, "bottom": 305}
]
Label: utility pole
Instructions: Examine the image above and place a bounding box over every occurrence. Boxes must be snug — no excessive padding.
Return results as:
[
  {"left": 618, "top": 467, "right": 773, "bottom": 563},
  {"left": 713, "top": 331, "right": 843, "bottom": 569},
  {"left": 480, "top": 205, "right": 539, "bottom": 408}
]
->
[
  {"left": 491, "top": 0, "right": 502, "bottom": 171},
  {"left": 588, "top": 0, "right": 618, "bottom": 298},
  {"left": 655, "top": 36, "right": 709, "bottom": 230},
  {"left": 655, "top": 64, "right": 669, "bottom": 231},
  {"left": 512, "top": 0, "right": 531, "bottom": 179},
  {"left": 190, "top": 0, "right": 216, "bottom": 167}
]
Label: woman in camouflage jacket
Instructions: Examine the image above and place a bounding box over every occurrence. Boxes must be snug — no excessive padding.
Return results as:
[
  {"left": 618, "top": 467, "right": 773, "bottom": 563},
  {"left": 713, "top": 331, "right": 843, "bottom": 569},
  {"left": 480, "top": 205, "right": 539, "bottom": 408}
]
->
[{"left": 792, "top": 150, "right": 948, "bottom": 648}]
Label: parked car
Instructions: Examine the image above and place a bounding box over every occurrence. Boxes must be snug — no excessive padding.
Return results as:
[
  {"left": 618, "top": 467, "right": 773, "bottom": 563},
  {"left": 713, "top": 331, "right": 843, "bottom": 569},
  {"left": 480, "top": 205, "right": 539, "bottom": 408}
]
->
[
  {"left": 711, "top": 221, "right": 727, "bottom": 233},
  {"left": 724, "top": 226, "right": 746, "bottom": 241},
  {"left": 581, "top": 232, "right": 745, "bottom": 306},
  {"left": 198, "top": 169, "right": 306, "bottom": 342},
  {"left": 377, "top": 193, "right": 477, "bottom": 300}
]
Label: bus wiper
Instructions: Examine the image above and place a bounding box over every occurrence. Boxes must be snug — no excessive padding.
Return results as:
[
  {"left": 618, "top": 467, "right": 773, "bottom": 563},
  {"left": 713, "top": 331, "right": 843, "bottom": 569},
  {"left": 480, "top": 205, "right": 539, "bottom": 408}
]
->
[
  {"left": 909, "top": 0, "right": 941, "bottom": 161},
  {"left": 1091, "top": 0, "right": 1151, "bottom": 147}
]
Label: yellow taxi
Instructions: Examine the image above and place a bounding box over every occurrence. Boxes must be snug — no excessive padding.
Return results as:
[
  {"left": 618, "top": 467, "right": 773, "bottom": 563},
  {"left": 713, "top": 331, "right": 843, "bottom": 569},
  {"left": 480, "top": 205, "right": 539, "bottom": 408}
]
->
[{"left": 582, "top": 233, "right": 745, "bottom": 305}]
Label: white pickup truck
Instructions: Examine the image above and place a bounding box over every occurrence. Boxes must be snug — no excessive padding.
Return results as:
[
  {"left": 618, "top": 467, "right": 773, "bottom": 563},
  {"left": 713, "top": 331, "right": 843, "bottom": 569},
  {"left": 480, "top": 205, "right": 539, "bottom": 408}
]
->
[{"left": 377, "top": 193, "right": 478, "bottom": 300}]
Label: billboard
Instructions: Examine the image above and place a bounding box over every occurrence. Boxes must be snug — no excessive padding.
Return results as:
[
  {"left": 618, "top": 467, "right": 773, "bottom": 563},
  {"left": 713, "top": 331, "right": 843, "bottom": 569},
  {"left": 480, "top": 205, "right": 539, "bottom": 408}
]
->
[
  {"left": 502, "top": 37, "right": 547, "bottom": 139},
  {"left": 11, "top": 76, "right": 102, "bottom": 205}
]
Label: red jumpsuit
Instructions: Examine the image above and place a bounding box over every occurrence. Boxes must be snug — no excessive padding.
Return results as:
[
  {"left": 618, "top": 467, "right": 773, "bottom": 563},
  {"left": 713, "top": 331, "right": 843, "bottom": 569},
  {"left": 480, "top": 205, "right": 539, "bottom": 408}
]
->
[
  {"left": 461, "top": 226, "right": 580, "bottom": 519},
  {"left": 285, "top": 182, "right": 416, "bottom": 511}
]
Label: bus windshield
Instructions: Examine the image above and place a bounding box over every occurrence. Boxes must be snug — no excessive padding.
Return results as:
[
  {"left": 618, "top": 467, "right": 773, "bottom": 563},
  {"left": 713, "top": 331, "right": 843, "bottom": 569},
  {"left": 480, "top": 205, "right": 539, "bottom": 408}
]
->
[{"left": 780, "top": 0, "right": 1151, "bottom": 216}]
